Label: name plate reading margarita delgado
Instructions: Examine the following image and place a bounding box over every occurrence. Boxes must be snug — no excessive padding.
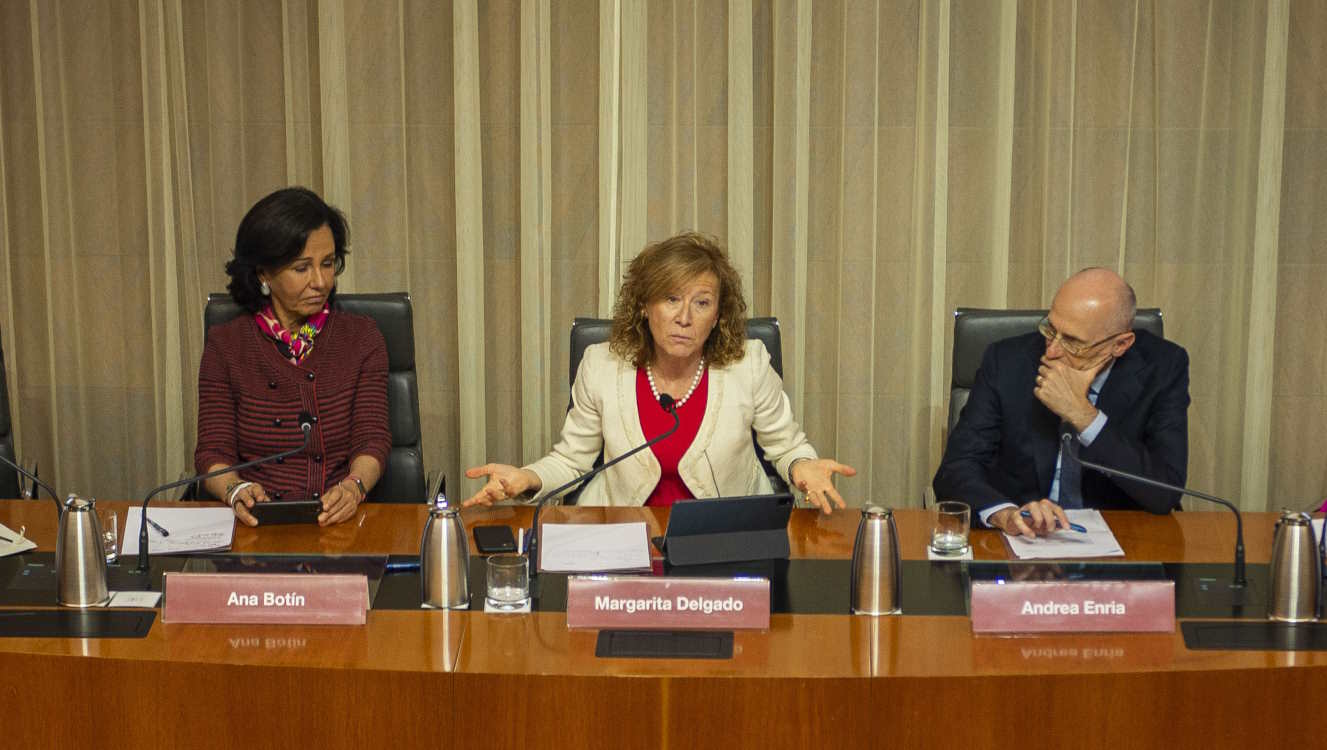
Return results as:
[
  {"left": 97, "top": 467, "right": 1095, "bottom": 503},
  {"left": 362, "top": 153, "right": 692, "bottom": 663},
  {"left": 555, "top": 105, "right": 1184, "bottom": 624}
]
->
[
  {"left": 566, "top": 575, "right": 770, "bottom": 630},
  {"left": 162, "top": 572, "right": 369, "bottom": 625},
  {"left": 970, "top": 580, "right": 1175, "bottom": 634}
]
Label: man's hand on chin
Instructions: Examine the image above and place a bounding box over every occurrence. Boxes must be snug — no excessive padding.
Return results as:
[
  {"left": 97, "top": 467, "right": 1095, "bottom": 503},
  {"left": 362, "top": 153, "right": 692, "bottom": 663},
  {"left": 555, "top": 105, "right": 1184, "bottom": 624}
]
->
[{"left": 1034, "top": 355, "right": 1109, "bottom": 432}]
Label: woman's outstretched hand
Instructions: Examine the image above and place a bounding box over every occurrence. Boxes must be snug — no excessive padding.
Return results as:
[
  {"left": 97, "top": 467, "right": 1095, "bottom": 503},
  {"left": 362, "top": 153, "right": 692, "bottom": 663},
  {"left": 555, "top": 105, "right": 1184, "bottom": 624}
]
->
[
  {"left": 790, "top": 459, "right": 857, "bottom": 514},
  {"left": 461, "top": 464, "right": 542, "bottom": 507}
]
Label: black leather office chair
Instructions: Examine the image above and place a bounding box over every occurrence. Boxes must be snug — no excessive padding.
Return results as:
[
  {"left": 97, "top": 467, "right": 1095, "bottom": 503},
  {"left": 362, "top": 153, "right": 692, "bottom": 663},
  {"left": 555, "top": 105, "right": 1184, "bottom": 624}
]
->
[
  {"left": 565, "top": 317, "right": 789, "bottom": 502},
  {"left": 0, "top": 333, "right": 19, "bottom": 499},
  {"left": 201, "top": 292, "right": 426, "bottom": 503},
  {"left": 948, "top": 307, "right": 1165, "bottom": 435}
]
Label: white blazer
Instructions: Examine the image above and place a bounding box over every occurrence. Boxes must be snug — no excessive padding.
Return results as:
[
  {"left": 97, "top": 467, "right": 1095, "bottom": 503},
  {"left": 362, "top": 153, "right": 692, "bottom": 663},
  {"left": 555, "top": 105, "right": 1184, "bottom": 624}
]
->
[{"left": 524, "top": 339, "right": 818, "bottom": 506}]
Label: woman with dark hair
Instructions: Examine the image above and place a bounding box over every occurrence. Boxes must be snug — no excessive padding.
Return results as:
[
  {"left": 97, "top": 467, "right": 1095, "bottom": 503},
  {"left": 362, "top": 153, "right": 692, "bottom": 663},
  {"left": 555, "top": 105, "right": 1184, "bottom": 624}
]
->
[
  {"left": 463, "top": 232, "right": 855, "bottom": 512},
  {"left": 195, "top": 187, "right": 390, "bottom": 526}
]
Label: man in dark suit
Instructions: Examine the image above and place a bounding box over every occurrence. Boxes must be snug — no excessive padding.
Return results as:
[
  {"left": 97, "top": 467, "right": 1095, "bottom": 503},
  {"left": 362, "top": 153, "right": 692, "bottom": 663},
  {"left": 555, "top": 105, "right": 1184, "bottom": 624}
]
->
[{"left": 933, "top": 268, "right": 1189, "bottom": 538}]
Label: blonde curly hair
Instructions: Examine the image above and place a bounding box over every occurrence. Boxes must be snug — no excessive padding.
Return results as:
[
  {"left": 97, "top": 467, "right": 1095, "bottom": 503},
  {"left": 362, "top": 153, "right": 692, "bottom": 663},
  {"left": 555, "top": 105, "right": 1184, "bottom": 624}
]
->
[{"left": 609, "top": 232, "right": 749, "bottom": 368}]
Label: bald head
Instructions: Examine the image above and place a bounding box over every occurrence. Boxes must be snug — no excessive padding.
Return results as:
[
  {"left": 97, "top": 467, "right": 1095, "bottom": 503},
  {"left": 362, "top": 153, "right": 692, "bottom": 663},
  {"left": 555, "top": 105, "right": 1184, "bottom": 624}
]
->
[{"left": 1052, "top": 267, "right": 1137, "bottom": 338}]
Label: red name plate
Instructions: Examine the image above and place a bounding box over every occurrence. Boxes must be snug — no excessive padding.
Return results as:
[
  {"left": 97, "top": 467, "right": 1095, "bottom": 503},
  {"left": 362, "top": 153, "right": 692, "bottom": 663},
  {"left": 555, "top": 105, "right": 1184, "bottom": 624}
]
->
[
  {"left": 566, "top": 575, "right": 770, "bottom": 630},
  {"left": 162, "top": 572, "right": 369, "bottom": 625},
  {"left": 970, "top": 580, "right": 1175, "bottom": 634}
]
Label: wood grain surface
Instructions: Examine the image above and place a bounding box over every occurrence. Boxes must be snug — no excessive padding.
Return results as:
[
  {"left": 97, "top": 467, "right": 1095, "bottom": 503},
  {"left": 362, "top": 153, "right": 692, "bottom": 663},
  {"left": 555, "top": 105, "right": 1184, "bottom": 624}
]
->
[{"left": 0, "top": 500, "right": 1319, "bottom": 749}]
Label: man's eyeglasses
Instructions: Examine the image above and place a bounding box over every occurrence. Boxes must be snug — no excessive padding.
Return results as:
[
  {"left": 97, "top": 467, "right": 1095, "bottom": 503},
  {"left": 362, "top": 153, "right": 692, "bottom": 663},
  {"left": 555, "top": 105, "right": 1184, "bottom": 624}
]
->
[{"left": 1036, "top": 317, "right": 1127, "bottom": 357}]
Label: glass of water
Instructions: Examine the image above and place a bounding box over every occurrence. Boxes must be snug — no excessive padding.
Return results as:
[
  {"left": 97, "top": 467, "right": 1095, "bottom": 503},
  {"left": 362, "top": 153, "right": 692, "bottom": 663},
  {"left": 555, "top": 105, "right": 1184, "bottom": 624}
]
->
[
  {"left": 98, "top": 509, "right": 119, "bottom": 564},
  {"left": 485, "top": 554, "right": 530, "bottom": 611},
  {"left": 929, "top": 501, "right": 970, "bottom": 557}
]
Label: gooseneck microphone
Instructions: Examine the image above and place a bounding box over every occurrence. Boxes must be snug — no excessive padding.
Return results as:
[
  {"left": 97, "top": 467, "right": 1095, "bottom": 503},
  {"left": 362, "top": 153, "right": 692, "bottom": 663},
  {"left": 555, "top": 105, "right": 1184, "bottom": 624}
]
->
[
  {"left": 0, "top": 454, "right": 63, "bottom": 516},
  {"left": 526, "top": 394, "right": 681, "bottom": 583},
  {"left": 134, "top": 412, "right": 315, "bottom": 574},
  {"left": 1064, "top": 433, "right": 1246, "bottom": 588}
]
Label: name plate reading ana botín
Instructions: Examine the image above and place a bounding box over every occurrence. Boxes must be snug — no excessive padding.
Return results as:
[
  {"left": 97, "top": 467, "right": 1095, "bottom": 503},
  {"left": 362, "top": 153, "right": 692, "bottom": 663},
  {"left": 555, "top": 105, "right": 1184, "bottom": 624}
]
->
[
  {"left": 162, "top": 572, "right": 369, "bottom": 625},
  {"left": 566, "top": 575, "right": 770, "bottom": 630},
  {"left": 970, "top": 580, "right": 1175, "bottom": 634}
]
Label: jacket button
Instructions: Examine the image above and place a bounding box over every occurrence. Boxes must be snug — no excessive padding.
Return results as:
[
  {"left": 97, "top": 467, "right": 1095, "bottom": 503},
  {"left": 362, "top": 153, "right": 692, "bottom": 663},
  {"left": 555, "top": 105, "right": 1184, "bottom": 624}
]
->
[
  {"left": 275, "top": 456, "right": 284, "bottom": 464},
  {"left": 311, "top": 415, "right": 319, "bottom": 423},
  {"left": 273, "top": 491, "right": 283, "bottom": 500},
  {"left": 268, "top": 380, "right": 277, "bottom": 389},
  {"left": 314, "top": 454, "right": 323, "bottom": 463},
  {"left": 306, "top": 372, "right": 315, "bottom": 381},
  {"left": 273, "top": 418, "right": 282, "bottom": 426},
  {"left": 312, "top": 491, "right": 321, "bottom": 500}
]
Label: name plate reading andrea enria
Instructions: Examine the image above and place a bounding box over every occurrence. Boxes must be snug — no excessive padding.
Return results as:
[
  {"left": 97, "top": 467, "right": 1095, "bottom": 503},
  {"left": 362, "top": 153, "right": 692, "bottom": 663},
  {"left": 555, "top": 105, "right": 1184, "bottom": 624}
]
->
[
  {"left": 566, "top": 575, "right": 770, "bottom": 630},
  {"left": 162, "top": 572, "right": 369, "bottom": 626},
  {"left": 970, "top": 580, "right": 1175, "bottom": 634}
]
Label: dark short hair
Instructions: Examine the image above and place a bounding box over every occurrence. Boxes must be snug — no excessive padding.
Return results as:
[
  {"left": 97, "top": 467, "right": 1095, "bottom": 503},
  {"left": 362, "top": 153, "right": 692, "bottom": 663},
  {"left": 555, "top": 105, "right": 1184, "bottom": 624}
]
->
[{"left": 225, "top": 187, "right": 349, "bottom": 312}]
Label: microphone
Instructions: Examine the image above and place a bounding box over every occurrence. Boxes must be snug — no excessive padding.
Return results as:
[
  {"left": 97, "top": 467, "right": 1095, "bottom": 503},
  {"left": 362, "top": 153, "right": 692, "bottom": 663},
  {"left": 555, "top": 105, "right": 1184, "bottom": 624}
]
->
[
  {"left": 0, "top": 453, "right": 63, "bottom": 516},
  {"left": 1063, "top": 433, "right": 1246, "bottom": 589},
  {"left": 525, "top": 394, "right": 681, "bottom": 583},
  {"left": 134, "top": 411, "right": 315, "bottom": 574}
]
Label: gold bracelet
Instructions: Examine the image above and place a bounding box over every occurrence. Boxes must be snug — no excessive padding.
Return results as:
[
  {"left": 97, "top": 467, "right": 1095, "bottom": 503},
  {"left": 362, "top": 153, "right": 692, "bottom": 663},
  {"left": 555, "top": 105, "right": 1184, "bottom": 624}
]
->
[{"left": 787, "top": 457, "right": 814, "bottom": 486}]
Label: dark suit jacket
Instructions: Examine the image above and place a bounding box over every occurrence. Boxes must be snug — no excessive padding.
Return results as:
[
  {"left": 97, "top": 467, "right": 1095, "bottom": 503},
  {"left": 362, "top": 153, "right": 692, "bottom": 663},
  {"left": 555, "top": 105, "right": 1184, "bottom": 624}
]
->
[{"left": 933, "top": 330, "right": 1189, "bottom": 514}]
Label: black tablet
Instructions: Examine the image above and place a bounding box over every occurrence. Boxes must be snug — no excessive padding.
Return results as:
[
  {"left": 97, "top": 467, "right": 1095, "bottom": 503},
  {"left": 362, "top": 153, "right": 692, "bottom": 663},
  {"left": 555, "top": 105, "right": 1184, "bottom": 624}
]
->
[{"left": 658, "top": 493, "right": 794, "bottom": 566}]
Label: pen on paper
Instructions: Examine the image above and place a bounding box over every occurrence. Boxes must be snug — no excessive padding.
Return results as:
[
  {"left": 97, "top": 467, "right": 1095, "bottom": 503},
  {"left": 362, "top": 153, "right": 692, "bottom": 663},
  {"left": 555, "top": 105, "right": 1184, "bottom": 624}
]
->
[
  {"left": 146, "top": 517, "right": 171, "bottom": 537},
  {"left": 1020, "top": 510, "right": 1087, "bottom": 533},
  {"left": 0, "top": 534, "right": 12, "bottom": 543}
]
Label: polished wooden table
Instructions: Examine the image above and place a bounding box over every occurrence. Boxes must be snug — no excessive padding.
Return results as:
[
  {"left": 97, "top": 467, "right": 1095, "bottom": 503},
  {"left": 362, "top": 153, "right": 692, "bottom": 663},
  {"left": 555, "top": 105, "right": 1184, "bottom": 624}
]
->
[{"left": 0, "top": 500, "right": 1321, "bottom": 749}]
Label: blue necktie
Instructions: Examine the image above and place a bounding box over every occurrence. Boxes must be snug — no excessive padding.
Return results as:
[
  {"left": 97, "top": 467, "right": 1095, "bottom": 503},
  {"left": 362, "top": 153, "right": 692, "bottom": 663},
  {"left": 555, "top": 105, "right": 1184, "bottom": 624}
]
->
[
  {"left": 1056, "top": 386, "right": 1100, "bottom": 509},
  {"left": 1058, "top": 421, "right": 1083, "bottom": 509}
]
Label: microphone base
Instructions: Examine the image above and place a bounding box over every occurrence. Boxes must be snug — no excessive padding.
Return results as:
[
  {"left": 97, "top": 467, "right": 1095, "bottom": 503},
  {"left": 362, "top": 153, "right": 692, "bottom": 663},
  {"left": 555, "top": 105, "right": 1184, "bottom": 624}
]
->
[
  {"left": 1171, "top": 562, "right": 1264, "bottom": 617},
  {"left": 108, "top": 557, "right": 180, "bottom": 593}
]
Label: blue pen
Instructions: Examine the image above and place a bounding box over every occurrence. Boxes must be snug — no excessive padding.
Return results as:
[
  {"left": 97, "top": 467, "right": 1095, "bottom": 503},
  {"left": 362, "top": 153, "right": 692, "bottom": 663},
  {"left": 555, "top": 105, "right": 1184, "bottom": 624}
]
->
[
  {"left": 1020, "top": 510, "right": 1087, "bottom": 533},
  {"left": 146, "top": 517, "right": 170, "bottom": 537},
  {"left": 385, "top": 559, "right": 421, "bottom": 573}
]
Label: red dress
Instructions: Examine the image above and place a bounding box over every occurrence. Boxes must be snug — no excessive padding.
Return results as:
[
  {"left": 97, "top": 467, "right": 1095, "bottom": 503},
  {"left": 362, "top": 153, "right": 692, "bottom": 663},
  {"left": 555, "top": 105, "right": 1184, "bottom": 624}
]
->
[{"left": 635, "top": 366, "right": 709, "bottom": 506}]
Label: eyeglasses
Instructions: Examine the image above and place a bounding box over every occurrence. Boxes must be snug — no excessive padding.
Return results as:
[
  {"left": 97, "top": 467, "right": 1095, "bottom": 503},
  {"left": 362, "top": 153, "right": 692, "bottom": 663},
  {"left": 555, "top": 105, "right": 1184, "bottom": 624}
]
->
[{"left": 1036, "top": 317, "right": 1127, "bottom": 357}]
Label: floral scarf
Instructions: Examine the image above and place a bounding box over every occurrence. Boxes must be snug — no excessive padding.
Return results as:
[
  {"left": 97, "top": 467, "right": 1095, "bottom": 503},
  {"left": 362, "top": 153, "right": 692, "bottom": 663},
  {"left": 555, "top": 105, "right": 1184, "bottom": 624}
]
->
[{"left": 255, "top": 304, "right": 330, "bottom": 364}]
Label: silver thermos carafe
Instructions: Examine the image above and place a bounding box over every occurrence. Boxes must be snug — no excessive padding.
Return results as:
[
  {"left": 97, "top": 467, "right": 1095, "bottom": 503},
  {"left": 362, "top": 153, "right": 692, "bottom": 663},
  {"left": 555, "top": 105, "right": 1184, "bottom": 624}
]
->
[
  {"left": 850, "top": 505, "right": 901, "bottom": 615},
  {"left": 56, "top": 494, "right": 110, "bottom": 607},
  {"left": 420, "top": 491, "right": 470, "bottom": 609},
  {"left": 1267, "top": 509, "right": 1320, "bottom": 622}
]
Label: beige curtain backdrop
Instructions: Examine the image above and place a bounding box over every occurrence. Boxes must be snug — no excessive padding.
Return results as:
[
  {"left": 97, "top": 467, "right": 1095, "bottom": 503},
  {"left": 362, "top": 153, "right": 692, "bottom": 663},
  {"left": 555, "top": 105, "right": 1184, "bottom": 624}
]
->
[{"left": 0, "top": 0, "right": 1323, "bottom": 512}]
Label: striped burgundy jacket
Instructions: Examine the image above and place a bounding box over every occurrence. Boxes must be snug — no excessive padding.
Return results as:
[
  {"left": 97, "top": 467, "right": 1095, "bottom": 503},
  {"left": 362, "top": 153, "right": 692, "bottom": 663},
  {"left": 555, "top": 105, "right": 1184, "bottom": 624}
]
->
[{"left": 194, "top": 310, "right": 391, "bottom": 501}]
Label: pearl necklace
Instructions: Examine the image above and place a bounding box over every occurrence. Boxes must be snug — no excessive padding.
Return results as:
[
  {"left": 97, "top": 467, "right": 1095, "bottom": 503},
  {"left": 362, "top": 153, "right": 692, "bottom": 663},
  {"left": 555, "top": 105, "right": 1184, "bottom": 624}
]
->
[{"left": 647, "top": 358, "right": 706, "bottom": 408}]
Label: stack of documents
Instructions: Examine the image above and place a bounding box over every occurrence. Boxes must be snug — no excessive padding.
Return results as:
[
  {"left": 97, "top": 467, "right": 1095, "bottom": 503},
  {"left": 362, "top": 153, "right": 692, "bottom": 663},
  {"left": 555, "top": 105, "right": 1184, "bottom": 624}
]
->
[
  {"left": 121, "top": 507, "right": 235, "bottom": 555},
  {"left": 538, "top": 522, "right": 652, "bottom": 573},
  {"left": 1003, "top": 509, "right": 1124, "bottom": 559}
]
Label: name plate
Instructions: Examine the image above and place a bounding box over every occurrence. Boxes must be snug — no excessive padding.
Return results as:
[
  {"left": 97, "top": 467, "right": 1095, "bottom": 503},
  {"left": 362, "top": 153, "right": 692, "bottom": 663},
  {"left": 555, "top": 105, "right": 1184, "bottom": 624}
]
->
[
  {"left": 566, "top": 575, "right": 770, "bottom": 630},
  {"left": 971, "top": 580, "right": 1174, "bottom": 634},
  {"left": 162, "top": 573, "right": 369, "bottom": 625}
]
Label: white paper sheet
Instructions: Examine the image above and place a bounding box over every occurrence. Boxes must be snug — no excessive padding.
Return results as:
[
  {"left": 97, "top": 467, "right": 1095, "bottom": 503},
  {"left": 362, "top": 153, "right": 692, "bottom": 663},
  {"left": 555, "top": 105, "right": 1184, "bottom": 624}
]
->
[
  {"left": 538, "top": 522, "right": 652, "bottom": 573},
  {"left": 0, "top": 521, "right": 36, "bottom": 558},
  {"left": 1003, "top": 509, "right": 1125, "bottom": 559},
  {"left": 120, "top": 507, "right": 235, "bottom": 556},
  {"left": 105, "top": 591, "right": 163, "bottom": 608}
]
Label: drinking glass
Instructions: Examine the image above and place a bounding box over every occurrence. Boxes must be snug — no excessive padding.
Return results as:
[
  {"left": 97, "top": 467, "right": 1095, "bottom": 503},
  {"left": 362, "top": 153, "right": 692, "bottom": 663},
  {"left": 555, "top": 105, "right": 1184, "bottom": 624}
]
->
[
  {"left": 99, "top": 509, "right": 119, "bottom": 564},
  {"left": 929, "top": 501, "right": 970, "bottom": 557},
  {"left": 485, "top": 554, "right": 530, "bottom": 611}
]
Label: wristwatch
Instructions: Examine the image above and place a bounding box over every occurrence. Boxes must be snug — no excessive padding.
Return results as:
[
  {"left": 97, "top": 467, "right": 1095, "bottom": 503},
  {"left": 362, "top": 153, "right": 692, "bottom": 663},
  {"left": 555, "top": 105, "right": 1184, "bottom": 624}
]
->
[{"left": 346, "top": 474, "right": 368, "bottom": 502}]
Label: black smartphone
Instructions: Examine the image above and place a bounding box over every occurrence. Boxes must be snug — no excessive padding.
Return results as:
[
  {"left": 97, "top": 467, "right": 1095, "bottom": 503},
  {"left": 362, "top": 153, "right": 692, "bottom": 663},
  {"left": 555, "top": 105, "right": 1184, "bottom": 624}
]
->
[
  {"left": 473, "top": 525, "right": 518, "bottom": 554},
  {"left": 249, "top": 499, "right": 323, "bottom": 526}
]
